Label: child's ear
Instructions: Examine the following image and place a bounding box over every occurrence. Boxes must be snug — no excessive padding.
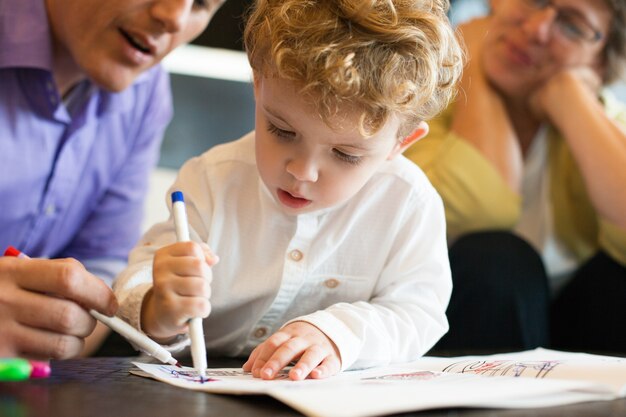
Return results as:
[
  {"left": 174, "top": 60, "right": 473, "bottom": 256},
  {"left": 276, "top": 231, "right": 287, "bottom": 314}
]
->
[{"left": 387, "top": 121, "right": 429, "bottom": 160}]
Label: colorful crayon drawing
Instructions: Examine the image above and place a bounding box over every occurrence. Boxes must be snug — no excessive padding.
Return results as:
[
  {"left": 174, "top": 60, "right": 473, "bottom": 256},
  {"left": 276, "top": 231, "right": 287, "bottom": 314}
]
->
[{"left": 441, "top": 360, "right": 561, "bottom": 379}]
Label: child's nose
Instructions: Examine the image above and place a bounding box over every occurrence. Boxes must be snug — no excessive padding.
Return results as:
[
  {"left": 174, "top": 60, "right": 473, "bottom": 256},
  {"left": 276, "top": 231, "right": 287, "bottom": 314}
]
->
[{"left": 286, "top": 157, "right": 319, "bottom": 182}]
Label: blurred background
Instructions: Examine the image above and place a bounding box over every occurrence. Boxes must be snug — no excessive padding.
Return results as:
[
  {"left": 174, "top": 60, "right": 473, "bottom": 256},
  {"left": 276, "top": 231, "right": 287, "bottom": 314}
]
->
[
  {"left": 158, "top": 0, "right": 490, "bottom": 171},
  {"left": 145, "top": 0, "right": 625, "bottom": 228}
]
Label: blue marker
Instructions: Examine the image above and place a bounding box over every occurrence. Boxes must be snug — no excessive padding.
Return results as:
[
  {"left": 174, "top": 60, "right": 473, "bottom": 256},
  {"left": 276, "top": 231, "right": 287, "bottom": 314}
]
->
[{"left": 171, "top": 191, "right": 207, "bottom": 379}]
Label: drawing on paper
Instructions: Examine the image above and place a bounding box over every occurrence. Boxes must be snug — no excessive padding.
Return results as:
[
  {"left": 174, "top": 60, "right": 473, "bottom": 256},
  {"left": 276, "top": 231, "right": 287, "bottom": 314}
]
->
[
  {"left": 158, "top": 366, "right": 219, "bottom": 383},
  {"left": 157, "top": 365, "right": 291, "bottom": 383},
  {"left": 363, "top": 371, "right": 439, "bottom": 381},
  {"left": 441, "top": 360, "right": 561, "bottom": 378}
]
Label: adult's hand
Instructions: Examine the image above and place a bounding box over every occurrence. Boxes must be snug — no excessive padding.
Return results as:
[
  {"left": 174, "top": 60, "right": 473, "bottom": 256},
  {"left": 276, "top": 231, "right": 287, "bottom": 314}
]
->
[
  {"left": 529, "top": 67, "right": 603, "bottom": 122},
  {"left": 528, "top": 64, "right": 626, "bottom": 229},
  {"left": 0, "top": 256, "right": 117, "bottom": 359}
]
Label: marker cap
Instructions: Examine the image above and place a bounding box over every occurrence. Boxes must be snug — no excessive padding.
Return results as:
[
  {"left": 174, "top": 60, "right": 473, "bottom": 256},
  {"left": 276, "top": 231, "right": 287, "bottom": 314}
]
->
[
  {"left": 171, "top": 191, "right": 184, "bottom": 203},
  {"left": 29, "top": 360, "right": 51, "bottom": 378},
  {"left": 0, "top": 359, "right": 32, "bottom": 381},
  {"left": 4, "top": 246, "right": 21, "bottom": 257}
]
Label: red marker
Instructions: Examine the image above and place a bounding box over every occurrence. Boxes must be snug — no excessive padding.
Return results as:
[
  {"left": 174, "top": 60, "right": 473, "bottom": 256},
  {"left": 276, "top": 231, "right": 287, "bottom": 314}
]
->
[
  {"left": 3, "top": 247, "right": 52, "bottom": 380},
  {"left": 4, "top": 246, "right": 25, "bottom": 258},
  {"left": 4, "top": 245, "right": 182, "bottom": 368}
]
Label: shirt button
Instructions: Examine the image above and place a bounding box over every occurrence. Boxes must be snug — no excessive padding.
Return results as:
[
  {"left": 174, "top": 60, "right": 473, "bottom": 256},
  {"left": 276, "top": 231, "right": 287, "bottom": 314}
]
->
[
  {"left": 324, "top": 278, "right": 340, "bottom": 289},
  {"left": 289, "top": 249, "right": 303, "bottom": 262},
  {"left": 44, "top": 204, "right": 56, "bottom": 216},
  {"left": 254, "top": 327, "right": 268, "bottom": 338}
]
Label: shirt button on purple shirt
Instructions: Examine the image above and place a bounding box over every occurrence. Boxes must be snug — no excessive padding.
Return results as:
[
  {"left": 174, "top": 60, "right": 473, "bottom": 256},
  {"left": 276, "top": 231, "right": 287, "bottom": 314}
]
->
[{"left": 44, "top": 204, "right": 56, "bottom": 217}]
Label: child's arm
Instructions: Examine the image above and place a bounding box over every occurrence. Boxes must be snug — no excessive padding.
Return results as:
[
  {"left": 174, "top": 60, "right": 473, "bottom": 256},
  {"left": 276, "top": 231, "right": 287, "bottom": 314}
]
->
[
  {"left": 139, "top": 241, "right": 217, "bottom": 342},
  {"left": 530, "top": 67, "right": 626, "bottom": 230},
  {"left": 242, "top": 321, "right": 341, "bottom": 381}
]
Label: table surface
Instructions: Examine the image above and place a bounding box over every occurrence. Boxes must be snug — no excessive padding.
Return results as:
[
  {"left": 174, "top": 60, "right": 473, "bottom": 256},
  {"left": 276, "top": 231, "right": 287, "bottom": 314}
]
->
[{"left": 1, "top": 356, "right": 625, "bottom": 417}]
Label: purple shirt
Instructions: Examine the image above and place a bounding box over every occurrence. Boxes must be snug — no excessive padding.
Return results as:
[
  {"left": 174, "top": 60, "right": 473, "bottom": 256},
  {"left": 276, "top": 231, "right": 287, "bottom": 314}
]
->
[{"left": 0, "top": 0, "right": 173, "bottom": 283}]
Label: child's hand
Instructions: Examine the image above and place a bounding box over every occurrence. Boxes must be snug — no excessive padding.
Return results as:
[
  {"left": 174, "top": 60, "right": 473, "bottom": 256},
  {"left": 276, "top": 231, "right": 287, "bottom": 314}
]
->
[
  {"left": 141, "top": 241, "right": 218, "bottom": 341},
  {"left": 242, "top": 321, "right": 341, "bottom": 381}
]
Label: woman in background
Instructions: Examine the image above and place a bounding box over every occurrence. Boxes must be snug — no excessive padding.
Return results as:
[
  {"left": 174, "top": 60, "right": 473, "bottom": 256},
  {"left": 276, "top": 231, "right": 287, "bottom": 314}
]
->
[{"left": 406, "top": 0, "right": 626, "bottom": 353}]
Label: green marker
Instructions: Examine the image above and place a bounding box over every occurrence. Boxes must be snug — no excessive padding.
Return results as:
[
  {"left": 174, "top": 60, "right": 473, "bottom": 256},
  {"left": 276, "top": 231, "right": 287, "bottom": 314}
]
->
[{"left": 0, "top": 359, "right": 51, "bottom": 381}]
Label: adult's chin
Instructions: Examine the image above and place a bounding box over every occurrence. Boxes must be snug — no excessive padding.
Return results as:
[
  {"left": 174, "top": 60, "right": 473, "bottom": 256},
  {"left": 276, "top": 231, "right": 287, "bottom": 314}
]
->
[{"left": 88, "top": 67, "right": 143, "bottom": 93}]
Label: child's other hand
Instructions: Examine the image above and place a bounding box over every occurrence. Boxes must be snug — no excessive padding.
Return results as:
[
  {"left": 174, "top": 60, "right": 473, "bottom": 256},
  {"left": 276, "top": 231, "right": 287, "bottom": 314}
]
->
[
  {"left": 141, "top": 241, "right": 218, "bottom": 341},
  {"left": 242, "top": 321, "right": 341, "bottom": 381}
]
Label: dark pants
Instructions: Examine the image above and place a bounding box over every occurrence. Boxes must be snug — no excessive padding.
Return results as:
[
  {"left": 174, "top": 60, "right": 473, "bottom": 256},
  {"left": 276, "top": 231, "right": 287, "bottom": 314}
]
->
[
  {"left": 432, "top": 231, "right": 626, "bottom": 354},
  {"left": 551, "top": 250, "right": 626, "bottom": 353}
]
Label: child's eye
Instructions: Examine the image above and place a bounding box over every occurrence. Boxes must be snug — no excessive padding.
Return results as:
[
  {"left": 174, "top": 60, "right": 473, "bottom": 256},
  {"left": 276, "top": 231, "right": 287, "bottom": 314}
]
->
[
  {"left": 193, "top": 0, "right": 207, "bottom": 8},
  {"left": 333, "top": 149, "right": 362, "bottom": 165},
  {"left": 267, "top": 123, "right": 295, "bottom": 140}
]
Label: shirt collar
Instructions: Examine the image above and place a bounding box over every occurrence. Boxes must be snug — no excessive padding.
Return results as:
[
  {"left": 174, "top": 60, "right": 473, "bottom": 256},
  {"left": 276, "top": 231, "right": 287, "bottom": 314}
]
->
[{"left": 0, "top": 0, "right": 159, "bottom": 119}]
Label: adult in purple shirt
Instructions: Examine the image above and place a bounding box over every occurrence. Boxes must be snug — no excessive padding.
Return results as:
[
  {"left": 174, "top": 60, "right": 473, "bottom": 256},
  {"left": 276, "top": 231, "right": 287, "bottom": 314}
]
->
[{"left": 0, "top": 0, "right": 224, "bottom": 359}]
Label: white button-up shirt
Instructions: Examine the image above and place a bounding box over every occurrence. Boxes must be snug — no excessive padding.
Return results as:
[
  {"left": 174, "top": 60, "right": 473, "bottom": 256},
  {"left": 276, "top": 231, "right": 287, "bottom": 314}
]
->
[{"left": 114, "top": 132, "right": 451, "bottom": 371}]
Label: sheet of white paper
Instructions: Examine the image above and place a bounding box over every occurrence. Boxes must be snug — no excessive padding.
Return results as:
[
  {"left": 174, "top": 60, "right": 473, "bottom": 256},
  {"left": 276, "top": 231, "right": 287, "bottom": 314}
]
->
[
  {"left": 271, "top": 376, "right": 613, "bottom": 417},
  {"left": 409, "top": 348, "right": 626, "bottom": 396},
  {"left": 132, "top": 357, "right": 618, "bottom": 417},
  {"left": 131, "top": 363, "right": 320, "bottom": 395}
]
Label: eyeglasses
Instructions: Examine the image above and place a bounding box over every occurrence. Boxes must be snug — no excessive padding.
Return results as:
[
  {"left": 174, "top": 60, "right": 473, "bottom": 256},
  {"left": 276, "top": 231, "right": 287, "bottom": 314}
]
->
[{"left": 518, "top": 0, "right": 603, "bottom": 44}]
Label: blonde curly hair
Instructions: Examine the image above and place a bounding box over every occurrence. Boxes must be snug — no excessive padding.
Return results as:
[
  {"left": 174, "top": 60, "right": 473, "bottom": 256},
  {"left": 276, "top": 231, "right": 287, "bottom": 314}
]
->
[{"left": 244, "top": 0, "right": 464, "bottom": 138}]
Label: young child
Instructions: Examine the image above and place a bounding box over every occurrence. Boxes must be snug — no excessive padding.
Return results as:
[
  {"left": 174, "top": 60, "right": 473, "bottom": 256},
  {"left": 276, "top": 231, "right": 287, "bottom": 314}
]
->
[{"left": 114, "top": 0, "right": 463, "bottom": 381}]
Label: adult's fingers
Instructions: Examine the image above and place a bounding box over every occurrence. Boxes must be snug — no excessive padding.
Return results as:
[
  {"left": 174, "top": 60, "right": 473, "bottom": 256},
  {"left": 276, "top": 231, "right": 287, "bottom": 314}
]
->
[
  {"left": 2, "top": 321, "right": 85, "bottom": 360},
  {"left": 9, "top": 289, "right": 96, "bottom": 337},
  {"left": 9, "top": 257, "right": 117, "bottom": 315}
]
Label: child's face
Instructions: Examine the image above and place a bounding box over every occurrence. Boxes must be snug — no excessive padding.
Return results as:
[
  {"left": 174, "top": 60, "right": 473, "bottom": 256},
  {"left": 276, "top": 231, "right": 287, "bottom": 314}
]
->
[{"left": 254, "top": 75, "right": 406, "bottom": 215}]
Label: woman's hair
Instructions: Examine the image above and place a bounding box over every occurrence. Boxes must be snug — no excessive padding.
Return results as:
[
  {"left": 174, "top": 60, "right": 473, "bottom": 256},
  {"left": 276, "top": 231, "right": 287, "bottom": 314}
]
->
[
  {"left": 244, "top": 0, "right": 464, "bottom": 138},
  {"left": 603, "top": 0, "right": 626, "bottom": 84}
]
